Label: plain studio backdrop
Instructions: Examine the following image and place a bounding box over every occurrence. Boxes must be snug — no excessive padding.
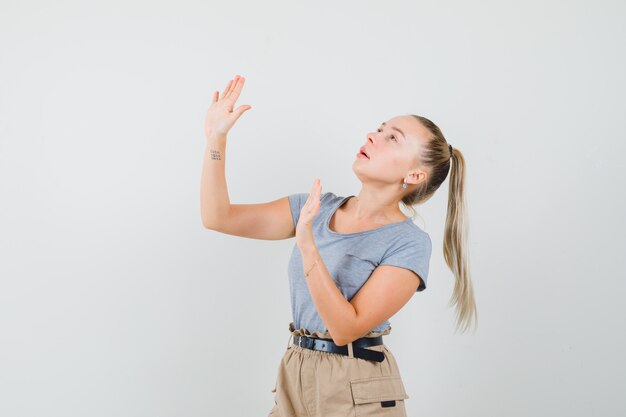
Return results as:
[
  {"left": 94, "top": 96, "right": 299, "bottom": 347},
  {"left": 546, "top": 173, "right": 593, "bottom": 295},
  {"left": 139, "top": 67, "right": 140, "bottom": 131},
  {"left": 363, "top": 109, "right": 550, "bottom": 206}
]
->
[{"left": 1, "top": 1, "right": 625, "bottom": 416}]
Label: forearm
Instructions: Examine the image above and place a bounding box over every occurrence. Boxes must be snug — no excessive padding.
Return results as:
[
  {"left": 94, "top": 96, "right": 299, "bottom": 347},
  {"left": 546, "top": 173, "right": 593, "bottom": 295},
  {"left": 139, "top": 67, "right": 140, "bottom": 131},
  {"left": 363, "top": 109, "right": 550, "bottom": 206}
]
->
[
  {"left": 300, "top": 244, "right": 357, "bottom": 346},
  {"left": 200, "top": 134, "right": 231, "bottom": 228}
]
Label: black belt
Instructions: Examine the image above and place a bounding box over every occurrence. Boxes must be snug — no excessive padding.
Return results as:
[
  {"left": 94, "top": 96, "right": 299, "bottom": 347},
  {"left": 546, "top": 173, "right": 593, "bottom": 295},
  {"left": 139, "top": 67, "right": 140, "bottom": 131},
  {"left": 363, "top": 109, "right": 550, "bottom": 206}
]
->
[{"left": 292, "top": 335, "right": 385, "bottom": 363}]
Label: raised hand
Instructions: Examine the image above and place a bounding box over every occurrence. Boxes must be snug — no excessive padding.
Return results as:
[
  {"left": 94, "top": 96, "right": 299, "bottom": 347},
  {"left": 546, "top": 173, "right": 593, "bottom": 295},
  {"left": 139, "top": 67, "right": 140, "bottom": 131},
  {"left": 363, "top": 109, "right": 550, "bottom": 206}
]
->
[
  {"left": 295, "top": 178, "right": 322, "bottom": 250},
  {"left": 204, "top": 75, "right": 252, "bottom": 138}
]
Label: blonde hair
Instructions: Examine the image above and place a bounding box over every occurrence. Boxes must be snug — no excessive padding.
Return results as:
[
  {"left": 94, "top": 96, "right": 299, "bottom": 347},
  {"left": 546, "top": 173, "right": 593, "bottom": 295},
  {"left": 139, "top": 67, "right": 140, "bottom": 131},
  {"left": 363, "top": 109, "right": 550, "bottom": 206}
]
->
[{"left": 401, "top": 114, "right": 477, "bottom": 334}]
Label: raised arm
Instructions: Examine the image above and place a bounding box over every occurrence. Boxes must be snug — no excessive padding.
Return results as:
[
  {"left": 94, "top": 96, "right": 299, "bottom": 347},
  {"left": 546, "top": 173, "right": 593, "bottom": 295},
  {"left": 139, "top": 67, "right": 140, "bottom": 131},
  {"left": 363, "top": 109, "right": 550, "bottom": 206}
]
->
[{"left": 200, "top": 75, "right": 295, "bottom": 240}]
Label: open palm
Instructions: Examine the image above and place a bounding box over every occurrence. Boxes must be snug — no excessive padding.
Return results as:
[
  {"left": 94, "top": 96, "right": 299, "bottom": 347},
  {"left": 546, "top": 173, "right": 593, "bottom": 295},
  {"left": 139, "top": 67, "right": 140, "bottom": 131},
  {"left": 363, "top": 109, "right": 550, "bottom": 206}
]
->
[
  {"left": 204, "top": 75, "right": 252, "bottom": 138},
  {"left": 295, "top": 179, "right": 322, "bottom": 248}
]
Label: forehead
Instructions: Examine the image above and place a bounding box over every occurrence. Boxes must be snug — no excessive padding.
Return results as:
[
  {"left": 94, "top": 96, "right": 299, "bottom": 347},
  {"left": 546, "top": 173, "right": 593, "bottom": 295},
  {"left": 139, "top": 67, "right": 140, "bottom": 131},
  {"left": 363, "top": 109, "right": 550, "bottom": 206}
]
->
[{"left": 384, "top": 116, "right": 430, "bottom": 144}]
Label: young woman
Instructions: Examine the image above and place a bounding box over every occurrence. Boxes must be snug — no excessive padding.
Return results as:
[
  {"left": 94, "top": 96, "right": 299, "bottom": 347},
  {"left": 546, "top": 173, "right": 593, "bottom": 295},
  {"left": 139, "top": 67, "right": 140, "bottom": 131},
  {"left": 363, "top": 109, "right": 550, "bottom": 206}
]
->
[{"left": 201, "top": 75, "right": 477, "bottom": 417}]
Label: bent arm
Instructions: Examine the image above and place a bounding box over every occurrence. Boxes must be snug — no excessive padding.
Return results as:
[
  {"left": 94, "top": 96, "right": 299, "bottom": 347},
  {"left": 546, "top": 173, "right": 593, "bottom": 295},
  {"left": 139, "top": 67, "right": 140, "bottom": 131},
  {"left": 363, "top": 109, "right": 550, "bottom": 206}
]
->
[{"left": 199, "top": 133, "right": 295, "bottom": 240}]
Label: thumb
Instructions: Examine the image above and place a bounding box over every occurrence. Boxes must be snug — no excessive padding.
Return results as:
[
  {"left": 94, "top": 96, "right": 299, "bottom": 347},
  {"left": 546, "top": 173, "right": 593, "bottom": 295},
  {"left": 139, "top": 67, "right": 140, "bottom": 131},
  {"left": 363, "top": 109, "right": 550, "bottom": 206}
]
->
[{"left": 233, "top": 105, "right": 252, "bottom": 120}]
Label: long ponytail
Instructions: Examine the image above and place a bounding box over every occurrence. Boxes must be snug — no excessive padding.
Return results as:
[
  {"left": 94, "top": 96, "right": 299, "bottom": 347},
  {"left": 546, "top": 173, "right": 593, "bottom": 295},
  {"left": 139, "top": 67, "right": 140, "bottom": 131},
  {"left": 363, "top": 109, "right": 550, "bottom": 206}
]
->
[
  {"left": 444, "top": 147, "right": 477, "bottom": 333},
  {"left": 401, "top": 115, "right": 477, "bottom": 333}
]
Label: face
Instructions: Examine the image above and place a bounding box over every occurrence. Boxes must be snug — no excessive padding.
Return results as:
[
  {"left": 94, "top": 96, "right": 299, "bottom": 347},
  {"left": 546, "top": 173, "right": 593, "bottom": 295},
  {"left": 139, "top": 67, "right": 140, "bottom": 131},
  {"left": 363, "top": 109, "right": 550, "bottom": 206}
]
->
[{"left": 353, "top": 115, "right": 428, "bottom": 186}]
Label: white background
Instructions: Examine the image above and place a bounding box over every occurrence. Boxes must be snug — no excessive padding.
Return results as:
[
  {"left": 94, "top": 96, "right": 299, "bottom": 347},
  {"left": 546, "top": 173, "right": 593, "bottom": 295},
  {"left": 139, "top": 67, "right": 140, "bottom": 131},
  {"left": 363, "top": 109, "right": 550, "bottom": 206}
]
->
[{"left": 1, "top": 1, "right": 625, "bottom": 416}]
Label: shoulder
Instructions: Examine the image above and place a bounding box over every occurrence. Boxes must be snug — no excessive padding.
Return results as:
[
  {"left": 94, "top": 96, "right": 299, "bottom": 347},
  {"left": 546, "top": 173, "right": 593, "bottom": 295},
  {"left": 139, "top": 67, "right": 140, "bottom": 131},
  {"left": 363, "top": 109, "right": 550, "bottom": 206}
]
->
[
  {"left": 288, "top": 191, "right": 343, "bottom": 221},
  {"left": 322, "top": 191, "right": 341, "bottom": 205},
  {"left": 289, "top": 191, "right": 339, "bottom": 206},
  {"left": 384, "top": 222, "right": 432, "bottom": 256}
]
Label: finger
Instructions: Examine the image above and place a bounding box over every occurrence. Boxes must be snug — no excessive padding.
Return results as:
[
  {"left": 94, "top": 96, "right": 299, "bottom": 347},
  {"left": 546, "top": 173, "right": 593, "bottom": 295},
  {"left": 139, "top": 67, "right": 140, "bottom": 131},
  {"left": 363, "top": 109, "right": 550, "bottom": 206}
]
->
[
  {"left": 228, "top": 76, "right": 245, "bottom": 102},
  {"left": 233, "top": 105, "right": 252, "bottom": 121},
  {"left": 225, "top": 75, "right": 240, "bottom": 98},
  {"left": 212, "top": 90, "right": 219, "bottom": 103},
  {"left": 221, "top": 79, "right": 233, "bottom": 99}
]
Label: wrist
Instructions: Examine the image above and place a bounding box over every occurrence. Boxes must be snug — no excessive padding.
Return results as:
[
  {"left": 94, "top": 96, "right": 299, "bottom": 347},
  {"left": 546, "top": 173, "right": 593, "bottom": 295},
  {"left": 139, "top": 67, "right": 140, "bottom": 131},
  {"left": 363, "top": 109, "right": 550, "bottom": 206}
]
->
[
  {"left": 304, "top": 257, "right": 320, "bottom": 277},
  {"left": 300, "top": 246, "right": 321, "bottom": 278},
  {"left": 206, "top": 132, "right": 227, "bottom": 144},
  {"left": 297, "top": 241, "right": 317, "bottom": 256}
]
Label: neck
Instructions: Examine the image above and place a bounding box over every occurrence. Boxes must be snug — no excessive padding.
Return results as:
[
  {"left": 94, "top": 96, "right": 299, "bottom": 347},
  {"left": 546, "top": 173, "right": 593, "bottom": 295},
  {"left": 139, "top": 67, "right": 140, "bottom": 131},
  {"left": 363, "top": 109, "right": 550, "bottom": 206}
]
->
[{"left": 347, "top": 190, "right": 407, "bottom": 223}]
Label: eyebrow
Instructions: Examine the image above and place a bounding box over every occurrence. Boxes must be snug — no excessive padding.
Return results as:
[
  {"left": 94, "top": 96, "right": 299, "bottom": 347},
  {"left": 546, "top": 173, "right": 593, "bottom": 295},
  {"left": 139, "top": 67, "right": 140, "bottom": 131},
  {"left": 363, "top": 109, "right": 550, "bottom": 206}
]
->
[{"left": 380, "top": 122, "right": 406, "bottom": 141}]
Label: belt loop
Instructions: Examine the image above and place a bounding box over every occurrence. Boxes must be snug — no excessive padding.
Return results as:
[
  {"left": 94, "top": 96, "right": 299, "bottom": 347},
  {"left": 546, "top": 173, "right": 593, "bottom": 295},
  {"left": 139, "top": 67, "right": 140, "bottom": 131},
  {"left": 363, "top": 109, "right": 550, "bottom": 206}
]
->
[{"left": 347, "top": 341, "right": 354, "bottom": 359}]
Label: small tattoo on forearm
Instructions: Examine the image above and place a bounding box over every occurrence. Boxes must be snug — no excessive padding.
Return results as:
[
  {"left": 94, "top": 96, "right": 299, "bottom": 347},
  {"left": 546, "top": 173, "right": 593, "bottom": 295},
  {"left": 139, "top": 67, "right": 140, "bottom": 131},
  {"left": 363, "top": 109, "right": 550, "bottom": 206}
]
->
[{"left": 210, "top": 149, "right": 221, "bottom": 160}]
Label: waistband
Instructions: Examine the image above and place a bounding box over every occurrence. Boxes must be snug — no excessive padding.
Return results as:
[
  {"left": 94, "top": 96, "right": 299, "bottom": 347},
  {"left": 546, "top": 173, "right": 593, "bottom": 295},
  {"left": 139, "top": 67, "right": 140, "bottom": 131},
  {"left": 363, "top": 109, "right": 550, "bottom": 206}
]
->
[
  {"left": 287, "top": 321, "right": 392, "bottom": 340},
  {"left": 286, "top": 321, "right": 391, "bottom": 360},
  {"left": 292, "top": 334, "right": 385, "bottom": 362}
]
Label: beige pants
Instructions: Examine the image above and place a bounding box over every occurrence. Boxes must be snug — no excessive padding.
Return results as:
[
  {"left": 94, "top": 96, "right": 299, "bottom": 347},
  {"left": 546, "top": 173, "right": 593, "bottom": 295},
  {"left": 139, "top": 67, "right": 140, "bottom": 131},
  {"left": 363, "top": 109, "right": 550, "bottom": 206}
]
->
[{"left": 268, "top": 322, "right": 409, "bottom": 417}]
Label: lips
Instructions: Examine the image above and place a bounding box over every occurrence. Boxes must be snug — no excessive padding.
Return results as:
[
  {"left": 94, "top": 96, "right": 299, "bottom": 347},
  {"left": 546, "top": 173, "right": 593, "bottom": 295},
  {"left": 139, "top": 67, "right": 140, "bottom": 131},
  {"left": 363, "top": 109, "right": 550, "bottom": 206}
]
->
[{"left": 359, "top": 146, "right": 370, "bottom": 159}]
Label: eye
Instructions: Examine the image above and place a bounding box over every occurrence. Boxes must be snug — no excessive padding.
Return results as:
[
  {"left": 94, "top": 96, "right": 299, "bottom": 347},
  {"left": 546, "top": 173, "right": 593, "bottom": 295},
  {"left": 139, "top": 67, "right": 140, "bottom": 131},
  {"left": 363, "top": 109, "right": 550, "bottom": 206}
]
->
[{"left": 377, "top": 128, "right": 397, "bottom": 142}]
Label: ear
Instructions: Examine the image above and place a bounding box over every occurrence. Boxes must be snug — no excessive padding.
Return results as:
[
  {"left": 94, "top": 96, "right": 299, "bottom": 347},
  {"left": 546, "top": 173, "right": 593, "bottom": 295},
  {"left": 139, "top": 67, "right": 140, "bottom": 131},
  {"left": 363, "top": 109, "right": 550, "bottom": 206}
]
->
[{"left": 404, "top": 170, "right": 425, "bottom": 186}]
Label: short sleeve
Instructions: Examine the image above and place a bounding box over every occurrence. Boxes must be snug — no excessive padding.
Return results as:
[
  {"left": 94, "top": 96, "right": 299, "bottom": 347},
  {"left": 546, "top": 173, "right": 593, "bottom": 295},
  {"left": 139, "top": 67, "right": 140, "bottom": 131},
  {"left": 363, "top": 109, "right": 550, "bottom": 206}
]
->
[
  {"left": 288, "top": 191, "right": 334, "bottom": 228},
  {"left": 379, "top": 232, "right": 432, "bottom": 292},
  {"left": 288, "top": 193, "right": 309, "bottom": 228}
]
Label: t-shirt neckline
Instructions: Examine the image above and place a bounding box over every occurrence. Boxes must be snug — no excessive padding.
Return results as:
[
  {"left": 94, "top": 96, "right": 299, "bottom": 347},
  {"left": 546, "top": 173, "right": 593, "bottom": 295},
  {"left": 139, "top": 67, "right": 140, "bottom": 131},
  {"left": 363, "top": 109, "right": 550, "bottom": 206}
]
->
[{"left": 325, "top": 195, "right": 412, "bottom": 237}]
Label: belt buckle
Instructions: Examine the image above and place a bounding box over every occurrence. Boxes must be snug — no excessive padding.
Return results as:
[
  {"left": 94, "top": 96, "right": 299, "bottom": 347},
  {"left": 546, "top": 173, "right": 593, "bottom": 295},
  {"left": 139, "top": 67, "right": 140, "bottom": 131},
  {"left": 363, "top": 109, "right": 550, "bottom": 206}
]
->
[{"left": 298, "top": 336, "right": 303, "bottom": 348}]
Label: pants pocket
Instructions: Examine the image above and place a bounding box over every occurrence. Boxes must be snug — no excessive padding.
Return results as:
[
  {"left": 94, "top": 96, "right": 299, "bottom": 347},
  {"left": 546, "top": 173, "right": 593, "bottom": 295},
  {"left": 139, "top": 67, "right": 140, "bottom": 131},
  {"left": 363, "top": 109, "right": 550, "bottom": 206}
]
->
[{"left": 349, "top": 375, "right": 409, "bottom": 417}]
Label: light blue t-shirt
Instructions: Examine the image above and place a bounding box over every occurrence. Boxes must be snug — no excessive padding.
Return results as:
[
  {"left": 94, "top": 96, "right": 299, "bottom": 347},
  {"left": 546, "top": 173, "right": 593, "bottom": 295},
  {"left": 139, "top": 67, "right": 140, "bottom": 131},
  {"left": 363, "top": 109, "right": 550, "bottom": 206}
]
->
[{"left": 287, "top": 191, "right": 432, "bottom": 333}]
